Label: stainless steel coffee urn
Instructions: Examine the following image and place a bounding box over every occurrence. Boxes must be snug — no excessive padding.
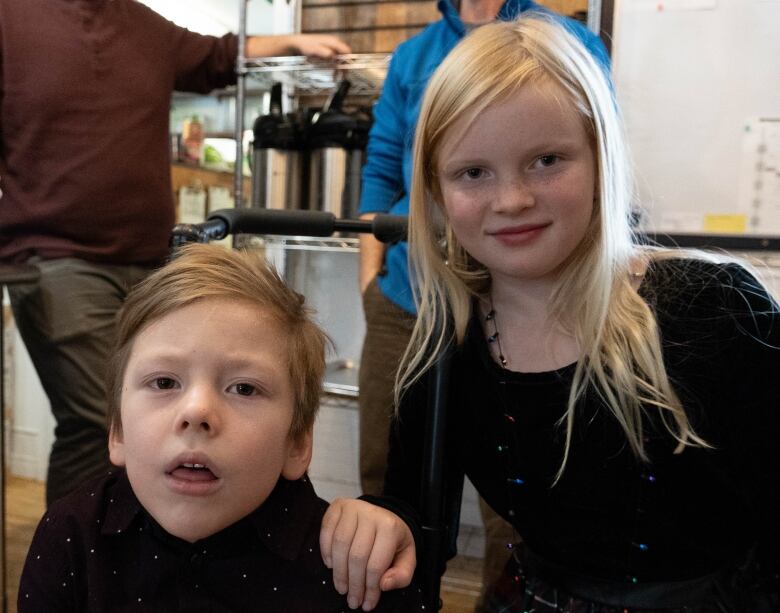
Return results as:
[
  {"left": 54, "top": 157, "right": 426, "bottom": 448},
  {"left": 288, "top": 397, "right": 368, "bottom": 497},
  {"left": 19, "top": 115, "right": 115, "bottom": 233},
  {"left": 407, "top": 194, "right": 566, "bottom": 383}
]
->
[
  {"left": 251, "top": 83, "right": 305, "bottom": 210},
  {"left": 306, "top": 81, "right": 371, "bottom": 218}
]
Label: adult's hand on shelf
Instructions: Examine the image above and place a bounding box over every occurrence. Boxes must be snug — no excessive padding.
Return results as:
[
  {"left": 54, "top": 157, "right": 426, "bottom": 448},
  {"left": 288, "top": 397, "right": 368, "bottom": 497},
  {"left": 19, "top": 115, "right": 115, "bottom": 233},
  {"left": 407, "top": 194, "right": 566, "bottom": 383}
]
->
[
  {"left": 288, "top": 33, "right": 352, "bottom": 59},
  {"left": 246, "top": 34, "right": 351, "bottom": 60}
]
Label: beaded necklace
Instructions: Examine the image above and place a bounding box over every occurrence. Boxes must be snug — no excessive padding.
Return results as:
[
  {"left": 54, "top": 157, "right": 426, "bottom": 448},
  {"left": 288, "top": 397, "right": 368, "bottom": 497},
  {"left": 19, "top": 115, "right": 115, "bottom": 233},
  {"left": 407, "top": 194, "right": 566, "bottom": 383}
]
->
[
  {"left": 484, "top": 304, "right": 507, "bottom": 368},
  {"left": 482, "top": 285, "right": 657, "bottom": 605},
  {"left": 482, "top": 299, "right": 534, "bottom": 606}
]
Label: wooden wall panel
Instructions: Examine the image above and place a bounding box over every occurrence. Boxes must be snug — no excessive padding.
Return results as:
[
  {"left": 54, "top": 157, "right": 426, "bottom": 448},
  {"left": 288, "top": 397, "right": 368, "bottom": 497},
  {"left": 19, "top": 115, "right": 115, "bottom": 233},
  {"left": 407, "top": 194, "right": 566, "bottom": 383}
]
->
[
  {"left": 301, "top": 0, "right": 590, "bottom": 54},
  {"left": 301, "top": 0, "right": 436, "bottom": 53},
  {"left": 373, "top": 26, "right": 422, "bottom": 53},
  {"left": 302, "top": 2, "right": 438, "bottom": 31},
  {"left": 538, "top": 0, "right": 588, "bottom": 18}
]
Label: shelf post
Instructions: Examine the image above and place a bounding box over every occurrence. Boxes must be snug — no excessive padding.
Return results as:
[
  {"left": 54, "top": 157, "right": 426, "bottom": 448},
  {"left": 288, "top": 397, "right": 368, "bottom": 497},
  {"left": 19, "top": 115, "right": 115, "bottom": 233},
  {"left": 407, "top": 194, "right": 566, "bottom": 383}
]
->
[{"left": 234, "top": 0, "right": 249, "bottom": 209}]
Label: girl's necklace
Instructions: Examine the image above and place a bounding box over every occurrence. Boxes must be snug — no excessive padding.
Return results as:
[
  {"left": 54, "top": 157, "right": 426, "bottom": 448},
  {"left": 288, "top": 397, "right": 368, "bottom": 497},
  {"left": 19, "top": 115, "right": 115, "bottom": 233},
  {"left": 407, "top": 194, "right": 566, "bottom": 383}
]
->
[
  {"left": 485, "top": 300, "right": 508, "bottom": 368},
  {"left": 483, "top": 282, "right": 656, "bottom": 597},
  {"left": 482, "top": 298, "right": 534, "bottom": 605}
]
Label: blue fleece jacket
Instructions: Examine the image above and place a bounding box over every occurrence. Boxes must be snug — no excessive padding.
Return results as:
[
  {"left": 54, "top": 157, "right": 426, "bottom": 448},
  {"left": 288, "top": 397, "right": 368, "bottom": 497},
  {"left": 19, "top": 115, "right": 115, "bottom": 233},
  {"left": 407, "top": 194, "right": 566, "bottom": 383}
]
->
[{"left": 358, "top": 0, "right": 610, "bottom": 314}]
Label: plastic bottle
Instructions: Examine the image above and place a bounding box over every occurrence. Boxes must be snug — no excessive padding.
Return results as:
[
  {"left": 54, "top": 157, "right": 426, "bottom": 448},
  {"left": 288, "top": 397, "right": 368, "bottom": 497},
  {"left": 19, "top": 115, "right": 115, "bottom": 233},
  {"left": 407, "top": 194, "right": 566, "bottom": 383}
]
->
[{"left": 182, "top": 115, "right": 204, "bottom": 165}]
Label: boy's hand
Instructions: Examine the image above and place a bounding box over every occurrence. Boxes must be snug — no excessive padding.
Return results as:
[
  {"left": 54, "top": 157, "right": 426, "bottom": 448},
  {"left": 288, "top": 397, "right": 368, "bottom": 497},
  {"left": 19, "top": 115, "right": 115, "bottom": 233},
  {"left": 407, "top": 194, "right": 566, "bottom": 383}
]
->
[{"left": 320, "top": 498, "right": 416, "bottom": 611}]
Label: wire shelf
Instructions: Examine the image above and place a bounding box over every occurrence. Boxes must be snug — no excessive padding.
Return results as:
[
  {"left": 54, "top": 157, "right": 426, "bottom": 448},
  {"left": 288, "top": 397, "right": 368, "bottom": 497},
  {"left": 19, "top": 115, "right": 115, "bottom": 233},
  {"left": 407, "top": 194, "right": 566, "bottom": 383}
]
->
[
  {"left": 240, "top": 234, "right": 361, "bottom": 252},
  {"left": 240, "top": 53, "right": 391, "bottom": 96}
]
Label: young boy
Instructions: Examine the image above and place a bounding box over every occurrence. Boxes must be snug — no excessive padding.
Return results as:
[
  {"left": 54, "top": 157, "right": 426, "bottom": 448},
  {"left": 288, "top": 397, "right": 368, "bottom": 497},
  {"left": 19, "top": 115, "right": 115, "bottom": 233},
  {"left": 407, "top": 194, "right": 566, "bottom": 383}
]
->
[{"left": 18, "top": 244, "right": 420, "bottom": 612}]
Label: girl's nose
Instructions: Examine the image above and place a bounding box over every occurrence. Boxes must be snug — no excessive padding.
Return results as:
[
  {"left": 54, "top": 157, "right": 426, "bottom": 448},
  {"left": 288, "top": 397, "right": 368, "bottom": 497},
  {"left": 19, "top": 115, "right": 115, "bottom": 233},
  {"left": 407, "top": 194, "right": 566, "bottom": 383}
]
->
[{"left": 493, "top": 178, "right": 535, "bottom": 213}]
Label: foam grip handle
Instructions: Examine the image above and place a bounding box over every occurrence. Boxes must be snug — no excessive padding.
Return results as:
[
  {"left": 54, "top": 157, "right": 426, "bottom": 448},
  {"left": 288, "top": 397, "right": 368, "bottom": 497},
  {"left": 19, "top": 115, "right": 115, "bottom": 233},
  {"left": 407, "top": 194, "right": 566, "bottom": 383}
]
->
[
  {"left": 372, "top": 214, "right": 408, "bottom": 244},
  {"left": 207, "top": 208, "right": 336, "bottom": 237}
]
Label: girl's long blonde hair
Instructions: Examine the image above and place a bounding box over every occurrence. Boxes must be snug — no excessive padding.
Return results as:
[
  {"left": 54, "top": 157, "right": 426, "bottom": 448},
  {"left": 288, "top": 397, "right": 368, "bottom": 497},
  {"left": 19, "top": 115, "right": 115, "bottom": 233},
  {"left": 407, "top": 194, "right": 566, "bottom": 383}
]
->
[{"left": 398, "top": 16, "right": 709, "bottom": 481}]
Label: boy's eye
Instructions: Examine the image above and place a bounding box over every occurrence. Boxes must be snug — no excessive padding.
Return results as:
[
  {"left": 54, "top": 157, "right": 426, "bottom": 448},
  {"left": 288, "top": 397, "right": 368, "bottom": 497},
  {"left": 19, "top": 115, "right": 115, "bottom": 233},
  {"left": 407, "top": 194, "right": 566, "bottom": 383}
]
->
[
  {"left": 153, "top": 377, "right": 177, "bottom": 390},
  {"left": 229, "top": 382, "right": 258, "bottom": 397}
]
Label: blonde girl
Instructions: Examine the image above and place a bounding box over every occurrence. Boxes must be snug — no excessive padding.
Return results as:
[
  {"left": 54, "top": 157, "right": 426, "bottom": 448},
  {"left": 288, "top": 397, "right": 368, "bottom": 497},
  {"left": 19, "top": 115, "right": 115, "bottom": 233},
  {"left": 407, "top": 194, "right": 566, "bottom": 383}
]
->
[{"left": 321, "top": 15, "right": 780, "bottom": 612}]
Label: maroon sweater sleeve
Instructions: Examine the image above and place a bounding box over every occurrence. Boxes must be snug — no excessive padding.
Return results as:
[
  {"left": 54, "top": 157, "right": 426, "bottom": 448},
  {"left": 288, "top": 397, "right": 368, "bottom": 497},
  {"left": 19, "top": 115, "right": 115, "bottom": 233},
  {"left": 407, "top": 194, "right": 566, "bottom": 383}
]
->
[
  {"left": 170, "top": 29, "right": 239, "bottom": 94},
  {"left": 0, "top": 0, "right": 238, "bottom": 265}
]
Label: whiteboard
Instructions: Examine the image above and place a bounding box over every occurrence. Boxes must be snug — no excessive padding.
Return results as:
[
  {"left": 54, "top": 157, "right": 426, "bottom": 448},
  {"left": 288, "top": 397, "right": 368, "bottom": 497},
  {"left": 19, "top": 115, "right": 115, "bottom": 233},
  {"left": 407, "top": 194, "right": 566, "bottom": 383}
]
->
[{"left": 612, "top": 0, "right": 780, "bottom": 235}]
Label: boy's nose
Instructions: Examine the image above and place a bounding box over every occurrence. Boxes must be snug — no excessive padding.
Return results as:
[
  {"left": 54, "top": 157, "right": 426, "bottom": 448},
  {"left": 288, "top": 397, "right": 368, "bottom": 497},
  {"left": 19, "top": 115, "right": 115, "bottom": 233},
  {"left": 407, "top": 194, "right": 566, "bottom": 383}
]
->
[
  {"left": 177, "top": 388, "right": 220, "bottom": 434},
  {"left": 179, "top": 416, "right": 212, "bottom": 433}
]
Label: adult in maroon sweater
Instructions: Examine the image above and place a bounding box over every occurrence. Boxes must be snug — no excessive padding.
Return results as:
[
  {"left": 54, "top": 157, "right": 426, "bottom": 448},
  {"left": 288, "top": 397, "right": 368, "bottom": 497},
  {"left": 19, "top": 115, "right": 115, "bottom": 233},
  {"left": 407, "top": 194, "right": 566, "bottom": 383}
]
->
[{"left": 0, "top": 0, "right": 348, "bottom": 506}]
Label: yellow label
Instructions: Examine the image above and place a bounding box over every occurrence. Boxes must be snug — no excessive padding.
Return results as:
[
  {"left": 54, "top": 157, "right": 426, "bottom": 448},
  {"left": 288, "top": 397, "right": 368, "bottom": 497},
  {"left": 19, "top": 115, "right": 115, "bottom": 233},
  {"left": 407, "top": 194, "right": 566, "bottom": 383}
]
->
[{"left": 703, "top": 214, "right": 747, "bottom": 234}]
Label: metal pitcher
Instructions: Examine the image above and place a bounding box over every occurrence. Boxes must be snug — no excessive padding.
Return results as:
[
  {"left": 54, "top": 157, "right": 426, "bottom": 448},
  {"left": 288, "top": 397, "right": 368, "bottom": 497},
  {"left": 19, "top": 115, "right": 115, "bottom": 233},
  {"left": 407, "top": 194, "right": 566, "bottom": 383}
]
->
[
  {"left": 306, "top": 80, "right": 371, "bottom": 219},
  {"left": 251, "top": 83, "right": 305, "bottom": 210}
]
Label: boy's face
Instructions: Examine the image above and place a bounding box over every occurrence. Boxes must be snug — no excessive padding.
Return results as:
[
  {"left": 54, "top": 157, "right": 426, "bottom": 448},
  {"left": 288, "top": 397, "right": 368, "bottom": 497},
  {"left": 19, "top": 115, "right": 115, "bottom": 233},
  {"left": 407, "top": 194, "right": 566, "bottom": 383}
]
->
[{"left": 109, "top": 298, "right": 311, "bottom": 543}]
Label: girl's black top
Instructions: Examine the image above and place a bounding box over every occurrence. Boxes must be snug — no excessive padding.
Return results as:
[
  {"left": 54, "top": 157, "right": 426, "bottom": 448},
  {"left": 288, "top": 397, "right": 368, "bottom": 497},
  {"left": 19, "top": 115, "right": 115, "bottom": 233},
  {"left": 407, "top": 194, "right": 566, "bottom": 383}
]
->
[{"left": 377, "top": 258, "right": 780, "bottom": 584}]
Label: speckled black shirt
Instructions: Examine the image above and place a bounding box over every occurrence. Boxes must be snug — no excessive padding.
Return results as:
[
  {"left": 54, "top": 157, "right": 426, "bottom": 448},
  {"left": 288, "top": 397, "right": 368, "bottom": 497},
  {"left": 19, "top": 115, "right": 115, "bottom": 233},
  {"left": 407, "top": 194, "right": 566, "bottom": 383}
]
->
[
  {"left": 382, "top": 259, "right": 780, "bottom": 590},
  {"left": 19, "top": 470, "right": 422, "bottom": 612}
]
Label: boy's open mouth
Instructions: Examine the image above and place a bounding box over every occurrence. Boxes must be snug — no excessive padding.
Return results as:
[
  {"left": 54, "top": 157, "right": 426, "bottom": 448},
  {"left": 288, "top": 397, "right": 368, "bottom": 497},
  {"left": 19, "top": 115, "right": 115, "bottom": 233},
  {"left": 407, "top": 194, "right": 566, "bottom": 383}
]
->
[{"left": 169, "top": 463, "right": 218, "bottom": 482}]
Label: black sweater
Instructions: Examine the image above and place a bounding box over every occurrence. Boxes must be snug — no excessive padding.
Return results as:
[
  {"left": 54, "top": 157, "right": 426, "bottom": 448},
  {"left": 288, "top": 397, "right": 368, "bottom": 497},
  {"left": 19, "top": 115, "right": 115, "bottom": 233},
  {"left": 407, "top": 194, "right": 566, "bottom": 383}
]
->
[{"left": 381, "top": 258, "right": 780, "bottom": 584}]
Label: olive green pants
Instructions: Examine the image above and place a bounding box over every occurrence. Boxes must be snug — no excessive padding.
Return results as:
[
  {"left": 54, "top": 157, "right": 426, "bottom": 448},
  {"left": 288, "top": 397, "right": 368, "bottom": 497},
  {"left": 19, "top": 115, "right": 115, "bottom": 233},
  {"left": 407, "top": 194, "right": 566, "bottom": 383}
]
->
[{"left": 9, "top": 257, "right": 150, "bottom": 506}]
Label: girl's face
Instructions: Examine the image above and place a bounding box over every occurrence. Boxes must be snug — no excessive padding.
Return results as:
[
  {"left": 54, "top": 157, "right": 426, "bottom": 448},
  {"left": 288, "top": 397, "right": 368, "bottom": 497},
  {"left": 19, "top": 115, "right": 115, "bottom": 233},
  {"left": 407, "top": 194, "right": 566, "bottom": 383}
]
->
[{"left": 436, "top": 81, "right": 596, "bottom": 289}]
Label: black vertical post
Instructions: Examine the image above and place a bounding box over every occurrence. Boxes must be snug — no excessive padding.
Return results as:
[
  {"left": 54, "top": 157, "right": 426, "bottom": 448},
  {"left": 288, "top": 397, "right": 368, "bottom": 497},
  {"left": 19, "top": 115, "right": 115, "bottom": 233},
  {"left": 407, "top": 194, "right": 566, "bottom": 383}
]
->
[
  {"left": 599, "top": 0, "right": 615, "bottom": 56},
  {"left": 421, "top": 332, "right": 455, "bottom": 610}
]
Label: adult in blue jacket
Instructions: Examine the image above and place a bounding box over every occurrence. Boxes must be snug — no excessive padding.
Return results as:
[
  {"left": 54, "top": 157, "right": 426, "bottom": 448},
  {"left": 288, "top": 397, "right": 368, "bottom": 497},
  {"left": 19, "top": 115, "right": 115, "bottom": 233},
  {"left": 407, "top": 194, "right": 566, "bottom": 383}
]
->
[{"left": 356, "top": 1, "right": 609, "bottom": 610}]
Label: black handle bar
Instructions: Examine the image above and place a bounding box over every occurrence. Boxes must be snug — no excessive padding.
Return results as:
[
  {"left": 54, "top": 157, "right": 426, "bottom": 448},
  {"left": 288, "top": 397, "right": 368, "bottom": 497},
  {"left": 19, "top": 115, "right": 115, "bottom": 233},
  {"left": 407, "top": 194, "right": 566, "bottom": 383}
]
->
[{"left": 171, "top": 208, "right": 407, "bottom": 249}]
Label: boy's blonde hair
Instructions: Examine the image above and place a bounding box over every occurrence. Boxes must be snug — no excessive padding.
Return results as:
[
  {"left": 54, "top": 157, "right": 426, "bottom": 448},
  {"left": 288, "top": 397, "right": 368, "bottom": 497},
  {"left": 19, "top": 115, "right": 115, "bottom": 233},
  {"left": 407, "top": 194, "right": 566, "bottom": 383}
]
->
[
  {"left": 107, "top": 243, "right": 327, "bottom": 442},
  {"left": 401, "top": 16, "right": 708, "bottom": 481}
]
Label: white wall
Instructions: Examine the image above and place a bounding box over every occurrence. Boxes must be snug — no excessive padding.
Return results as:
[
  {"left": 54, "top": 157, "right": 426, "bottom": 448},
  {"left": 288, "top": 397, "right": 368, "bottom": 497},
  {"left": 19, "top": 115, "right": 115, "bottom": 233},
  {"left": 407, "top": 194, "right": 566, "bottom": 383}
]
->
[
  {"left": 137, "top": 0, "right": 279, "bottom": 36},
  {"left": 613, "top": 0, "right": 780, "bottom": 234},
  {"left": 4, "top": 297, "right": 54, "bottom": 482}
]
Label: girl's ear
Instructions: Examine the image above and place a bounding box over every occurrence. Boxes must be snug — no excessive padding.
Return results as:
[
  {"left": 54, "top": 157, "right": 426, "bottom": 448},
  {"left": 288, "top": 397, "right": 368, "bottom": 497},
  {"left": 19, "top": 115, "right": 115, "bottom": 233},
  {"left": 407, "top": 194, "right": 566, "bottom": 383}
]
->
[
  {"left": 108, "top": 425, "right": 126, "bottom": 467},
  {"left": 281, "top": 430, "right": 313, "bottom": 481}
]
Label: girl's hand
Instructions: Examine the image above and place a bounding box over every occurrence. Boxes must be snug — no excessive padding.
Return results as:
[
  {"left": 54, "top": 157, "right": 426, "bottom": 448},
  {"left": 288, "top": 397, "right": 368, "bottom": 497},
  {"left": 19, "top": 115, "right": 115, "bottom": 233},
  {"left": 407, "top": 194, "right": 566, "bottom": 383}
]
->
[{"left": 320, "top": 498, "right": 416, "bottom": 611}]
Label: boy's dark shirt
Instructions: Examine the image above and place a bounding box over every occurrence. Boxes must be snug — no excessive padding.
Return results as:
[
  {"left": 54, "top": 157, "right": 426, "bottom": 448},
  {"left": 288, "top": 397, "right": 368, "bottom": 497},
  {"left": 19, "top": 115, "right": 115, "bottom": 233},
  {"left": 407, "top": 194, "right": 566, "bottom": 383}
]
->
[{"left": 19, "top": 470, "right": 421, "bottom": 612}]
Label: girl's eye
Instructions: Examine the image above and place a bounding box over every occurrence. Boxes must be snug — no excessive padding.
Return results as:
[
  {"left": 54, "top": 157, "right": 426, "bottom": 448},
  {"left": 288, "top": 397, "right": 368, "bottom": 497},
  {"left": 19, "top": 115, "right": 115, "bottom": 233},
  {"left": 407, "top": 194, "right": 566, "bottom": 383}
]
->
[
  {"left": 230, "top": 382, "right": 258, "bottom": 397},
  {"left": 537, "top": 154, "right": 559, "bottom": 167},
  {"left": 463, "top": 168, "right": 484, "bottom": 180},
  {"left": 153, "top": 377, "right": 177, "bottom": 390}
]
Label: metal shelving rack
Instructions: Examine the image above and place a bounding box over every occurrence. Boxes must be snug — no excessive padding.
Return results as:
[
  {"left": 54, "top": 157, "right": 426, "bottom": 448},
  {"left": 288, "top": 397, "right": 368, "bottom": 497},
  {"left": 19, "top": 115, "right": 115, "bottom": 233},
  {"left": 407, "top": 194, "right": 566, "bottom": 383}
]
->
[
  {"left": 245, "top": 235, "right": 360, "bottom": 253},
  {"left": 243, "top": 54, "right": 390, "bottom": 95},
  {"left": 230, "top": 1, "right": 385, "bottom": 406},
  {"left": 232, "top": 0, "right": 390, "bottom": 210}
]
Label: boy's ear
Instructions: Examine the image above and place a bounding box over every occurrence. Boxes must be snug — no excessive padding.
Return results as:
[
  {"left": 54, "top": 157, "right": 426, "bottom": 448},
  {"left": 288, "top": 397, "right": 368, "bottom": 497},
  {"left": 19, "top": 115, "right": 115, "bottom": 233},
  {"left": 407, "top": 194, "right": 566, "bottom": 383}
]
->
[
  {"left": 108, "top": 425, "right": 127, "bottom": 467},
  {"left": 281, "top": 430, "right": 313, "bottom": 481}
]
